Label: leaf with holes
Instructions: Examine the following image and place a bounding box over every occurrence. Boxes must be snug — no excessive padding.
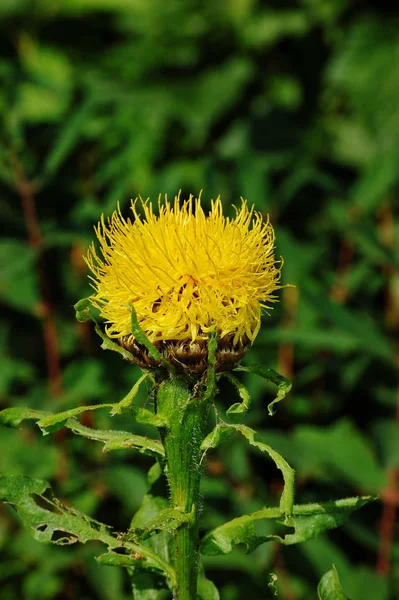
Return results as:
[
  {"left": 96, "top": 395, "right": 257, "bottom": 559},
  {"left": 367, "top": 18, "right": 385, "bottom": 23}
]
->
[
  {"left": 0, "top": 475, "right": 176, "bottom": 585},
  {"left": 200, "top": 496, "right": 375, "bottom": 556}
]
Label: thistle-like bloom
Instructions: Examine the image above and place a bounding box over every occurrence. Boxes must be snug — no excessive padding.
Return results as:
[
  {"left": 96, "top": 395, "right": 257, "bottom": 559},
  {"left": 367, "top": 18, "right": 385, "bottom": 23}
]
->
[{"left": 86, "top": 194, "right": 282, "bottom": 370}]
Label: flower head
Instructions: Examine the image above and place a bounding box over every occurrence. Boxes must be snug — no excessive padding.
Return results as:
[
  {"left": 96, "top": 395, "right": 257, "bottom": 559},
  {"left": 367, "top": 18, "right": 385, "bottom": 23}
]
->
[{"left": 86, "top": 194, "right": 282, "bottom": 370}]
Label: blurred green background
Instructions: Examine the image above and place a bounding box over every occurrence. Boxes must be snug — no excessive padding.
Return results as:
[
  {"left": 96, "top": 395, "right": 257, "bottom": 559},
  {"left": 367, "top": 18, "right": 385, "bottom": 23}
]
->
[{"left": 0, "top": 1, "right": 398, "bottom": 599}]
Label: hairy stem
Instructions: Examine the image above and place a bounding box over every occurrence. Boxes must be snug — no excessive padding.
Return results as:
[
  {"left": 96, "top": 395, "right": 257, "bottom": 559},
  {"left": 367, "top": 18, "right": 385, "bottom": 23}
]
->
[{"left": 156, "top": 378, "right": 209, "bottom": 600}]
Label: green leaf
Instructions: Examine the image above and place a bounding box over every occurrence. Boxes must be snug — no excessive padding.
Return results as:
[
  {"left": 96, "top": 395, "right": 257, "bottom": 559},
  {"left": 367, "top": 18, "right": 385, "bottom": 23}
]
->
[
  {"left": 2, "top": 388, "right": 162, "bottom": 435},
  {"left": 96, "top": 551, "right": 138, "bottom": 568},
  {"left": 131, "top": 507, "right": 192, "bottom": 540},
  {"left": 224, "top": 373, "right": 251, "bottom": 421},
  {"left": 130, "top": 495, "right": 174, "bottom": 564},
  {"left": 74, "top": 298, "right": 136, "bottom": 362},
  {"left": 0, "top": 473, "right": 112, "bottom": 545},
  {"left": 129, "top": 303, "right": 163, "bottom": 362},
  {"left": 110, "top": 372, "right": 151, "bottom": 415},
  {"left": 201, "top": 424, "right": 295, "bottom": 515},
  {"left": 200, "top": 496, "right": 375, "bottom": 556},
  {"left": 197, "top": 570, "right": 220, "bottom": 600},
  {"left": 204, "top": 330, "right": 218, "bottom": 400},
  {"left": 131, "top": 572, "right": 169, "bottom": 600},
  {"left": 272, "top": 497, "right": 375, "bottom": 545},
  {"left": 37, "top": 404, "right": 115, "bottom": 434},
  {"left": 0, "top": 407, "right": 50, "bottom": 428},
  {"left": 38, "top": 97, "right": 94, "bottom": 187},
  {"left": 201, "top": 425, "right": 236, "bottom": 450},
  {"left": 74, "top": 297, "right": 93, "bottom": 322},
  {"left": 19, "top": 82, "right": 69, "bottom": 123},
  {"left": 0, "top": 406, "right": 164, "bottom": 457},
  {"left": 148, "top": 462, "right": 163, "bottom": 486},
  {"left": 66, "top": 419, "right": 164, "bottom": 457},
  {"left": 292, "top": 420, "right": 385, "bottom": 493},
  {"left": 235, "top": 366, "right": 291, "bottom": 415},
  {"left": 0, "top": 241, "right": 39, "bottom": 313},
  {"left": 130, "top": 406, "right": 167, "bottom": 428},
  {"left": 345, "top": 566, "right": 389, "bottom": 600},
  {"left": 200, "top": 505, "right": 281, "bottom": 555},
  {"left": 0, "top": 475, "right": 175, "bottom": 584},
  {"left": 318, "top": 565, "right": 349, "bottom": 600}
]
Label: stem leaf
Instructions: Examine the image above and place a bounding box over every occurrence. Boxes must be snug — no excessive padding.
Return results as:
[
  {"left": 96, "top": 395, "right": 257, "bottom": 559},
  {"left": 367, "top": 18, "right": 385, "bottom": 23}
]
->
[
  {"left": 0, "top": 407, "right": 164, "bottom": 458},
  {"left": 96, "top": 551, "right": 141, "bottom": 568},
  {"left": 37, "top": 404, "right": 115, "bottom": 434},
  {"left": 130, "top": 406, "right": 167, "bottom": 428},
  {"left": 74, "top": 297, "right": 135, "bottom": 362},
  {"left": 201, "top": 496, "right": 375, "bottom": 556},
  {"left": 131, "top": 507, "right": 192, "bottom": 539},
  {"left": 0, "top": 406, "right": 50, "bottom": 428},
  {"left": 110, "top": 372, "right": 151, "bottom": 415},
  {"left": 224, "top": 373, "right": 251, "bottom": 421},
  {"left": 130, "top": 495, "right": 174, "bottom": 564},
  {"left": 66, "top": 418, "right": 164, "bottom": 457},
  {"left": 0, "top": 475, "right": 176, "bottom": 585},
  {"left": 201, "top": 424, "right": 295, "bottom": 515},
  {"left": 235, "top": 365, "right": 291, "bottom": 415}
]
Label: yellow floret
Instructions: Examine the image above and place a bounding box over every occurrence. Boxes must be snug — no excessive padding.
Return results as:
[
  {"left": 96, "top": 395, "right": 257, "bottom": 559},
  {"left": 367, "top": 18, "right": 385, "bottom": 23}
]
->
[{"left": 85, "top": 193, "right": 282, "bottom": 345}]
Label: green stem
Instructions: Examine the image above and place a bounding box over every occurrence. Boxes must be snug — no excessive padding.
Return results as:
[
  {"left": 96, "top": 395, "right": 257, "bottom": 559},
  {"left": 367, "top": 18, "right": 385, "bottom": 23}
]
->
[{"left": 156, "top": 378, "right": 209, "bottom": 600}]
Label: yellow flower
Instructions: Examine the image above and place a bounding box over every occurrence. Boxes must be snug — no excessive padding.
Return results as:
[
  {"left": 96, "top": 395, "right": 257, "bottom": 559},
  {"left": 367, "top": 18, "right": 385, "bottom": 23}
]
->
[{"left": 85, "top": 194, "right": 282, "bottom": 353}]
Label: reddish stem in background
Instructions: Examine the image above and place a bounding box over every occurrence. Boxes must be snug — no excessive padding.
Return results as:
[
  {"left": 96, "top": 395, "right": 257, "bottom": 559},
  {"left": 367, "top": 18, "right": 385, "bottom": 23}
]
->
[
  {"left": 11, "top": 153, "right": 63, "bottom": 397},
  {"left": 377, "top": 465, "right": 399, "bottom": 576},
  {"left": 330, "top": 238, "right": 354, "bottom": 304},
  {"left": 376, "top": 202, "right": 398, "bottom": 576},
  {"left": 278, "top": 286, "right": 298, "bottom": 381},
  {"left": 272, "top": 546, "right": 297, "bottom": 600}
]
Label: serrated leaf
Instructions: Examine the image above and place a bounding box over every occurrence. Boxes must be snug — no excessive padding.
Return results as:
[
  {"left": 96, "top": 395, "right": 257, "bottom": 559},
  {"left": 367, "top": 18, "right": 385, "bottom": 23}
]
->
[
  {"left": 0, "top": 404, "right": 165, "bottom": 458},
  {"left": 37, "top": 404, "right": 115, "bottom": 434},
  {"left": 318, "top": 565, "right": 349, "bottom": 600},
  {"left": 66, "top": 419, "right": 164, "bottom": 457},
  {"left": 201, "top": 424, "right": 295, "bottom": 515},
  {"left": 200, "top": 496, "right": 375, "bottom": 556},
  {"left": 235, "top": 366, "right": 291, "bottom": 415},
  {"left": 0, "top": 473, "right": 113, "bottom": 545},
  {"left": 0, "top": 406, "right": 164, "bottom": 457}
]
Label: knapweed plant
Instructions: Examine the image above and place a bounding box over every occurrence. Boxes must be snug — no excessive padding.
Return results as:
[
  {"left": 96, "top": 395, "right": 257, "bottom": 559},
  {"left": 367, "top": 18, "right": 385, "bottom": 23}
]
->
[{"left": 0, "top": 195, "right": 374, "bottom": 599}]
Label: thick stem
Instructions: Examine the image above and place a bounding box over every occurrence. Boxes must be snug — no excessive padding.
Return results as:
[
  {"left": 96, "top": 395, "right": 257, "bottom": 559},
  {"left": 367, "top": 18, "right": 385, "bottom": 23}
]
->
[{"left": 156, "top": 378, "right": 209, "bottom": 600}]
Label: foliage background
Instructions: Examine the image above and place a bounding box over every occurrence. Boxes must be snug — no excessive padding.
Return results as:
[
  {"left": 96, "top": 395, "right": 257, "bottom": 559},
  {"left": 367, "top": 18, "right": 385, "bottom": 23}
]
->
[{"left": 0, "top": 1, "right": 398, "bottom": 598}]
